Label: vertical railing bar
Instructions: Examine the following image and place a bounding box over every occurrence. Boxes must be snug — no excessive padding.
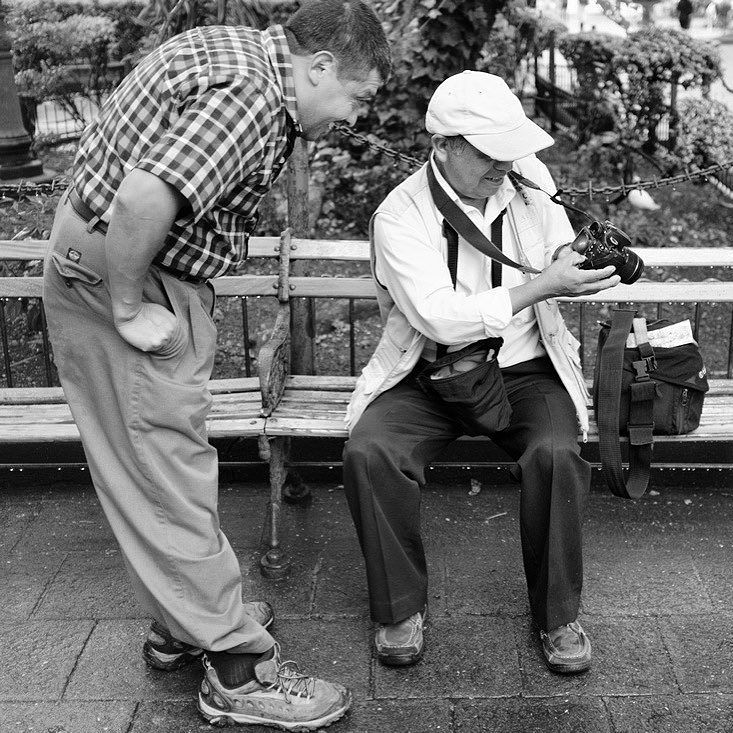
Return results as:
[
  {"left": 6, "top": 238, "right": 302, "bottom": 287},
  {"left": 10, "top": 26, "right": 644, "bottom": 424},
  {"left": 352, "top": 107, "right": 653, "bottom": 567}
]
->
[
  {"left": 240, "top": 297, "right": 252, "bottom": 377},
  {"left": 578, "top": 302, "right": 585, "bottom": 372},
  {"left": 693, "top": 302, "right": 701, "bottom": 341},
  {"left": 727, "top": 304, "right": 733, "bottom": 379},
  {"left": 349, "top": 298, "right": 356, "bottom": 376},
  {"left": 39, "top": 300, "right": 53, "bottom": 386},
  {"left": 312, "top": 298, "right": 318, "bottom": 373},
  {"left": 0, "top": 299, "right": 13, "bottom": 388}
]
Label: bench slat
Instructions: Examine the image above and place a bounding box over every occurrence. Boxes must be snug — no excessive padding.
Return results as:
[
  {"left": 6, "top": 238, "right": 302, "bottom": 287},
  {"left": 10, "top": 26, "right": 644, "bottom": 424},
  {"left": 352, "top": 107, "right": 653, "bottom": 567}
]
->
[
  {"left": 4, "top": 239, "right": 733, "bottom": 269},
  {"left": 285, "top": 277, "right": 733, "bottom": 302}
]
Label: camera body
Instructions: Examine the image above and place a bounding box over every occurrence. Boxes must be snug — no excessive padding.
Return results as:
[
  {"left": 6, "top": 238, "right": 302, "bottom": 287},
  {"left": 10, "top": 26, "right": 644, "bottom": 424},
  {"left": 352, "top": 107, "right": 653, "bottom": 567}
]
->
[{"left": 573, "top": 220, "right": 644, "bottom": 284}]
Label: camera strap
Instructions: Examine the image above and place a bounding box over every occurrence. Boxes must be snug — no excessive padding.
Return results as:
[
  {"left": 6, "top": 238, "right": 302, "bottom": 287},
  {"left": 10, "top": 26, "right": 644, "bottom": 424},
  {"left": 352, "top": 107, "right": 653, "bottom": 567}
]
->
[
  {"left": 426, "top": 164, "right": 540, "bottom": 275},
  {"left": 507, "top": 171, "right": 595, "bottom": 223}
]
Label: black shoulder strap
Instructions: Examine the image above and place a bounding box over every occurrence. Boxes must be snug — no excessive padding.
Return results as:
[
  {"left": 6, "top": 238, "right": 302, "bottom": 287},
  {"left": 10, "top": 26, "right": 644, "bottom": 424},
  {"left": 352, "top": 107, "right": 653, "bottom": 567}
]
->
[
  {"left": 596, "top": 309, "right": 656, "bottom": 499},
  {"left": 436, "top": 220, "right": 460, "bottom": 359},
  {"left": 426, "top": 164, "right": 540, "bottom": 275}
]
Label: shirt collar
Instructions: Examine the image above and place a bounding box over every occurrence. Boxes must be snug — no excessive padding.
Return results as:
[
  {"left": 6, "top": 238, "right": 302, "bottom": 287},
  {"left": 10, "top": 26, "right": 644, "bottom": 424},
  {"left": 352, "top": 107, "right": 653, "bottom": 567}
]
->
[
  {"left": 428, "top": 154, "right": 517, "bottom": 218},
  {"left": 263, "top": 25, "right": 302, "bottom": 135}
]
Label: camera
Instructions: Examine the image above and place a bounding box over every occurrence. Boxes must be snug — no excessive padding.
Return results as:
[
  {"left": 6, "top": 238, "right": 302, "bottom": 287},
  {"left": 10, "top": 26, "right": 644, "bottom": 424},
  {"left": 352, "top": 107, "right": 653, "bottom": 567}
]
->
[{"left": 572, "top": 220, "right": 644, "bottom": 285}]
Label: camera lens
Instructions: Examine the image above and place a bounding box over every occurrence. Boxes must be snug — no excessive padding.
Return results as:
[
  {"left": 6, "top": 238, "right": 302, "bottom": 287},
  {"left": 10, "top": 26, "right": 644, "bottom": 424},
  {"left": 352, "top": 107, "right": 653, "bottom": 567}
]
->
[{"left": 617, "top": 248, "right": 644, "bottom": 284}]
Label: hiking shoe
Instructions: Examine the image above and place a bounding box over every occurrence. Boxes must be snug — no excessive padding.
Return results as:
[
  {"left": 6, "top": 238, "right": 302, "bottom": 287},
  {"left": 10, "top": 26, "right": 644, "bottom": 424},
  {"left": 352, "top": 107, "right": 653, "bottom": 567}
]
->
[
  {"left": 540, "top": 620, "right": 592, "bottom": 674},
  {"left": 197, "top": 644, "right": 351, "bottom": 731},
  {"left": 143, "top": 601, "right": 274, "bottom": 672},
  {"left": 374, "top": 607, "right": 427, "bottom": 666}
]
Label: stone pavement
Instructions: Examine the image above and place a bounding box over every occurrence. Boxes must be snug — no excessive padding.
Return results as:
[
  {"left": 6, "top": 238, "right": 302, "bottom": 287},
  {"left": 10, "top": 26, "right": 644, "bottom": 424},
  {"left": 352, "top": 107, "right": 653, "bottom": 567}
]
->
[{"left": 1, "top": 471, "right": 733, "bottom": 733}]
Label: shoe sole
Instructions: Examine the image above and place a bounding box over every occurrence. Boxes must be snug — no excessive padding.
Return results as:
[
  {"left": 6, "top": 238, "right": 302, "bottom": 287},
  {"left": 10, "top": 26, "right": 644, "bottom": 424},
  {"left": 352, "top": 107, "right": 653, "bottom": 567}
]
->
[
  {"left": 143, "top": 612, "right": 274, "bottom": 672},
  {"left": 197, "top": 690, "right": 352, "bottom": 731},
  {"left": 377, "top": 647, "right": 424, "bottom": 666},
  {"left": 545, "top": 657, "right": 592, "bottom": 674}
]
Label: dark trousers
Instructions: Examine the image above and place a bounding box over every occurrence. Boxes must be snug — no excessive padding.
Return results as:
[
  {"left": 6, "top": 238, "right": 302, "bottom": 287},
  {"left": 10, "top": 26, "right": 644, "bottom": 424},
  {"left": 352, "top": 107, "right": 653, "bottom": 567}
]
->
[{"left": 342, "top": 359, "right": 590, "bottom": 631}]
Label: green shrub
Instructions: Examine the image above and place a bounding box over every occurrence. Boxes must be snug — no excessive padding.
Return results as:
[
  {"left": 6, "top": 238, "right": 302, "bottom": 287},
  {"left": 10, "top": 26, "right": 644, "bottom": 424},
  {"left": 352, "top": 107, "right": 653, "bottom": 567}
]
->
[
  {"left": 674, "top": 98, "right": 733, "bottom": 168},
  {"left": 8, "top": 0, "right": 148, "bottom": 105}
]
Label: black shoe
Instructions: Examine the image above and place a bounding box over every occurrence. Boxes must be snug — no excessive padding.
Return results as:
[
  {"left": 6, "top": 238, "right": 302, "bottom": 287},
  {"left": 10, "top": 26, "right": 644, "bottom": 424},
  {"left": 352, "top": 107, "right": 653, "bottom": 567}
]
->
[
  {"left": 374, "top": 608, "right": 427, "bottom": 666},
  {"left": 540, "top": 621, "right": 592, "bottom": 674}
]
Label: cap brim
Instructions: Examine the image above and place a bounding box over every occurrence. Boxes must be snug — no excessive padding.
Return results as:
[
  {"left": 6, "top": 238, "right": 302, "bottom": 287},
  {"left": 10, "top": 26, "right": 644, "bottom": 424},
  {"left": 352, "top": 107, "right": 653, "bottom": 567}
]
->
[{"left": 463, "top": 119, "right": 554, "bottom": 161}]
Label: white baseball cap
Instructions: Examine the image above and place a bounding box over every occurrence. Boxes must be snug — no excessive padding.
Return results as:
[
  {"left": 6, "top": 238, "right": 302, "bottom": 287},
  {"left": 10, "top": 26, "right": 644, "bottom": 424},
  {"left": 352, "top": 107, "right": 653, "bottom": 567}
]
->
[{"left": 425, "top": 71, "right": 555, "bottom": 161}]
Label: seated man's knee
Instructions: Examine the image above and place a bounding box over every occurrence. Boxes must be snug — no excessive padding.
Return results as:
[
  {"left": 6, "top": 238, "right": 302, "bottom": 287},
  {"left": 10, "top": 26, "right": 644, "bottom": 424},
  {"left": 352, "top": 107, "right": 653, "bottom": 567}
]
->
[{"left": 524, "top": 435, "right": 580, "bottom": 473}]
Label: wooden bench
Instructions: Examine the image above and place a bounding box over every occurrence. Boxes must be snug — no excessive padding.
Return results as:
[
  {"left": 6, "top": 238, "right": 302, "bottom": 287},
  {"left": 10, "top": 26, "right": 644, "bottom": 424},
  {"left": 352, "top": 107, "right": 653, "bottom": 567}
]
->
[
  {"left": 255, "top": 232, "right": 733, "bottom": 574},
  {"left": 1, "top": 235, "right": 732, "bottom": 577}
]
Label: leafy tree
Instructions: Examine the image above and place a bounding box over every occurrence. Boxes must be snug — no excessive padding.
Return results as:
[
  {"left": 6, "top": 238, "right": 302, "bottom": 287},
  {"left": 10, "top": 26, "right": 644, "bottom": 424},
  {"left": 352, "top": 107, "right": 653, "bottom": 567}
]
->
[{"left": 558, "top": 26, "right": 722, "bottom": 183}]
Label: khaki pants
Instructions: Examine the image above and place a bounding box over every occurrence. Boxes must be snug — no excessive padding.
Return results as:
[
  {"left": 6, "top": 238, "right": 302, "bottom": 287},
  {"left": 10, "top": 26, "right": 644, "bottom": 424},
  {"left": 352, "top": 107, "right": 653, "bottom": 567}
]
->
[{"left": 42, "top": 192, "right": 274, "bottom": 653}]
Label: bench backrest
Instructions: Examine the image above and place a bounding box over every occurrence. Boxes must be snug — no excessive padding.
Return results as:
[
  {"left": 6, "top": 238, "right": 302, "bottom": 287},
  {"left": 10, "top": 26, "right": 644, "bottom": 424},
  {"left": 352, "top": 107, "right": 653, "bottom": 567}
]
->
[{"left": 1, "top": 235, "right": 732, "bottom": 383}]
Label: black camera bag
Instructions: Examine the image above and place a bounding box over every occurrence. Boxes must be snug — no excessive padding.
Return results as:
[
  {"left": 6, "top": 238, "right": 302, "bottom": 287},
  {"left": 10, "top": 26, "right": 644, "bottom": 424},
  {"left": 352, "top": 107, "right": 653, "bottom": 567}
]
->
[{"left": 594, "top": 308, "right": 709, "bottom": 499}]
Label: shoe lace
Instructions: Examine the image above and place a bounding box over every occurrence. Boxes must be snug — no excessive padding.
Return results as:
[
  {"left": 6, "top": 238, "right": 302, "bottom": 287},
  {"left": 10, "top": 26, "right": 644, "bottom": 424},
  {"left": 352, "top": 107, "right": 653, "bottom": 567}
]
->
[{"left": 268, "top": 657, "right": 316, "bottom": 703}]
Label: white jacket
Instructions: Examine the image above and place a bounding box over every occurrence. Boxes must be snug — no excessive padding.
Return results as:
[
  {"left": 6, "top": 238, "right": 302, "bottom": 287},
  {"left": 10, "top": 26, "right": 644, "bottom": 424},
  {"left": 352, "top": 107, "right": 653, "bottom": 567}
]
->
[{"left": 345, "top": 155, "right": 590, "bottom": 440}]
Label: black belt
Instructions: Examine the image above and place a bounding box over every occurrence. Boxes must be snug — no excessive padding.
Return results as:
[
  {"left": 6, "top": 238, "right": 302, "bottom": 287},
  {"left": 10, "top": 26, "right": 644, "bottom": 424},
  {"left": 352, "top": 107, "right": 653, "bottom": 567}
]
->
[
  {"left": 67, "top": 188, "right": 207, "bottom": 285},
  {"left": 68, "top": 187, "right": 108, "bottom": 235}
]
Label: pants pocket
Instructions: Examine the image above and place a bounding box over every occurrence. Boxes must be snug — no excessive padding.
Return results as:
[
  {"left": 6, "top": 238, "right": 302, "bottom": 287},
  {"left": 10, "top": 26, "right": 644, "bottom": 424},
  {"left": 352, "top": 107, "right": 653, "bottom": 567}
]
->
[{"left": 50, "top": 251, "right": 103, "bottom": 286}]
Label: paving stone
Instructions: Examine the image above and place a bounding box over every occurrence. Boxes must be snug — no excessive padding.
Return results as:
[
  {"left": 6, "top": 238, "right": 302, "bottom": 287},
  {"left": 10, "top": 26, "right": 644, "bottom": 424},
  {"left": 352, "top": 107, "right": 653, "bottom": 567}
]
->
[
  {"left": 13, "top": 497, "right": 115, "bottom": 554},
  {"left": 620, "top": 489, "right": 733, "bottom": 543},
  {"left": 0, "top": 620, "right": 94, "bottom": 701},
  {"left": 692, "top": 544, "right": 733, "bottom": 612},
  {"left": 0, "top": 553, "right": 65, "bottom": 622},
  {"left": 454, "top": 695, "right": 612, "bottom": 733},
  {"left": 606, "top": 692, "right": 733, "bottom": 733},
  {"left": 661, "top": 614, "right": 733, "bottom": 693},
  {"left": 422, "top": 484, "right": 520, "bottom": 541},
  {"left": 582, "top": 545, "right": 713, "bottom": 616},
  {"left": 269, "top": 618, "right": 371, "bottom": 699},
  {"left": 373, "top": 616, "right": 521, "bottom": 699},
  {"left": 130, "top": 699, "right": 226, "bottom": 732},
  {"left": 0, "top": 500, "right": 43, "bottom": 555},
  {"left": 33, "top": 550, "right": 146, "bottom": 620},
  {"left": 443, "top": 537, "right": 528, "bottom": 616},
  {"left": 63, "top": 620, "right": 201, "bottom": 701},
  {"left": 330, "top": 698, "right": 452, "bottom": 733},
  {"left": 312, "top": 536, "right": 372, "bottom": 615},
  {"left": 0, "top": 701, "right": 134, "bottom": 733},
  {"left": 519, "top": 617, "right": 677, "bottom": 696}
]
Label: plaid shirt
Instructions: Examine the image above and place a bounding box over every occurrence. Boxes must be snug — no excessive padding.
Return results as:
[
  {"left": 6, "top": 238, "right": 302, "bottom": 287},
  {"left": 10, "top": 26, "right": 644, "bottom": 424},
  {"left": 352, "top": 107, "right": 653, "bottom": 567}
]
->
[{"left": 72, "top": 25, "right": 300, "bottom": 280}]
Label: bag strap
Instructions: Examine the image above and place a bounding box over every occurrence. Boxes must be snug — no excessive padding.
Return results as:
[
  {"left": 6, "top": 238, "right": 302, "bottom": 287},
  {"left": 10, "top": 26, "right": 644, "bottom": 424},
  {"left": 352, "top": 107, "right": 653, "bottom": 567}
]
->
[
  {"left": 596, "top": 308, "right": 657, "bottom": 499},
  {"left": 426, "top": 163, "right": 540, "bottom": 275}
]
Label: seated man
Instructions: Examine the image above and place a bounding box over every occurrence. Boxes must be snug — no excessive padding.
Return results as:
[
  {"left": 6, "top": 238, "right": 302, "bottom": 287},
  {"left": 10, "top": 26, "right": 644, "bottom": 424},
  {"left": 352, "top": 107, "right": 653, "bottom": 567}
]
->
[{"left": 343, "top": 71, "right": 621, "bottom": 674}]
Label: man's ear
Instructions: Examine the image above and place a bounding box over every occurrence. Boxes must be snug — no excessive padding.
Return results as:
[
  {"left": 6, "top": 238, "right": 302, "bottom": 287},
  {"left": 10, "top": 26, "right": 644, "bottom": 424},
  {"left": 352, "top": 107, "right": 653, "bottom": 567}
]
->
[
  {"left": 431, "top": 134, "right": 449, "bottom": 163},
  {"left": 307, "top": 50, "right": 337, "bottom": 86}
]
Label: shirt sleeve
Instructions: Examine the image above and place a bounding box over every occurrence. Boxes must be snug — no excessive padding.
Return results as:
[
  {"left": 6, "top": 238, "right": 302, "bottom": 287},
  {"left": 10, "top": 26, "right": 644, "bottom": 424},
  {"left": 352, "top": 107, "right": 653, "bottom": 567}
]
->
[
  {"left": 373, "top": 208, "right": 513, "bottom": 345},
  {"left": 135, "top": 82, "right": 273, "bottom": 222}
]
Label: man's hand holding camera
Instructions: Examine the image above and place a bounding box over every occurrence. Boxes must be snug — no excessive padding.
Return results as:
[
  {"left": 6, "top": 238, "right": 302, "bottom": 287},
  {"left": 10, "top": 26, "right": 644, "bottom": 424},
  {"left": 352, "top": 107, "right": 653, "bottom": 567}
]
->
[{"left": 543, "top": 244, "right": 621, "bottom": 298}]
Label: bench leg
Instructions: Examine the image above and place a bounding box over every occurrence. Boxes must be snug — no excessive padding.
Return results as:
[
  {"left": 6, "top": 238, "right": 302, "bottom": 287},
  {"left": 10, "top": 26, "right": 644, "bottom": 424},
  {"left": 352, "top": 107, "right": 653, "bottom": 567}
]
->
[
  {"left": 282, "top": 470, "right": 311, "bottom": 503},
  {"left": 259, "top": 436, "right": 291, "bottom": 579}
]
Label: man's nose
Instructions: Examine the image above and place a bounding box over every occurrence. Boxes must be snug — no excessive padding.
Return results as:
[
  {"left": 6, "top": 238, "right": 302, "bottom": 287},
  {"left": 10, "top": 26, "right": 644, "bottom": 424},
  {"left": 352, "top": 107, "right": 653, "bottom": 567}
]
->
[{"left": 493, "top": 159, "right": 514, "bottom": 172}]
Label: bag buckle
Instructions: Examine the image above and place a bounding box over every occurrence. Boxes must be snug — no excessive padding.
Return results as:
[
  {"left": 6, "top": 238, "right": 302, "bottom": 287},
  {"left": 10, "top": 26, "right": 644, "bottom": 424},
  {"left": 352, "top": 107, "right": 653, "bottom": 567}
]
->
[{"left": 632, "top": 356, "right": 657, "bottom": 380}]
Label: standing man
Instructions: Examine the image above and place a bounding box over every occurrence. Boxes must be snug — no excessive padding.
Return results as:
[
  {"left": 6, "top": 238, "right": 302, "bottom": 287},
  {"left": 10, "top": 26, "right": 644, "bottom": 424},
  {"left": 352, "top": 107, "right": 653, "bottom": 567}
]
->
[
  {"left": 343, "top": 71, "right": 621, "bottom": 675},
  {"left": 43, "top": 1, "right": 389, "bottom": 728}
]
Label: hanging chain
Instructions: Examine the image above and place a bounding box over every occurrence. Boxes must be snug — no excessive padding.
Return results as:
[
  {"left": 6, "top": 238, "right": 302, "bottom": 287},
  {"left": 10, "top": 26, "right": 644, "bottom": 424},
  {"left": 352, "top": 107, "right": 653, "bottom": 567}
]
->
[
  {"left": 333, "top": 124, "right": 733, "bottom": 200},
  {"left": 1, "top": 126, "right": 731, "bottom": 201}
]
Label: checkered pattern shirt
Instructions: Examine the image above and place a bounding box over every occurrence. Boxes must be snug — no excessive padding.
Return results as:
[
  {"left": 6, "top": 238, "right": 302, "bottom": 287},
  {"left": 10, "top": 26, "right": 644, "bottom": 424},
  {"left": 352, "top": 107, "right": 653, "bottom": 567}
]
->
[{"left": 72, "top": 25, "right": 300, "bottom": 280}]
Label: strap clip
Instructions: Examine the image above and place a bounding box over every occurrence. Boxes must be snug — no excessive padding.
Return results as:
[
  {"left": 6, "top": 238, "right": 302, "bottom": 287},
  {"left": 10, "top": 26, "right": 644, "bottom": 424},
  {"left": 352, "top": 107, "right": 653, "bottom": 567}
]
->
[{"left": 632, "top": 356, "right": 657, "bottom": 380}]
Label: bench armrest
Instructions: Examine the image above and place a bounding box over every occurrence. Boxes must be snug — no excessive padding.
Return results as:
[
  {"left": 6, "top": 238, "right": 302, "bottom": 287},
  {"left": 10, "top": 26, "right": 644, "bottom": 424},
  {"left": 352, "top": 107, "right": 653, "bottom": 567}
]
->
[{"left": 258, "top": 305, "right": 290, "bottom": 417}]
